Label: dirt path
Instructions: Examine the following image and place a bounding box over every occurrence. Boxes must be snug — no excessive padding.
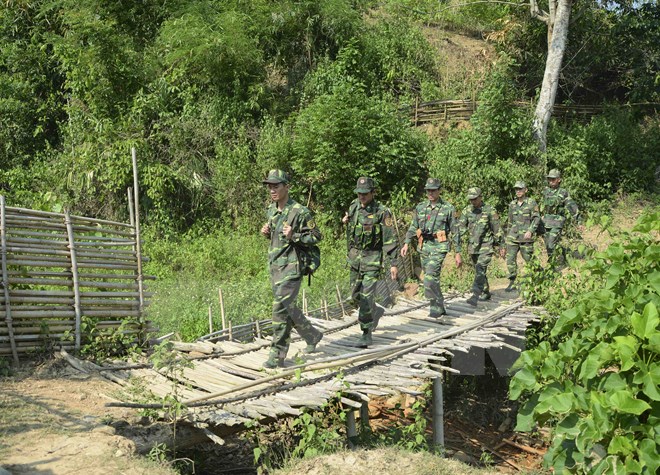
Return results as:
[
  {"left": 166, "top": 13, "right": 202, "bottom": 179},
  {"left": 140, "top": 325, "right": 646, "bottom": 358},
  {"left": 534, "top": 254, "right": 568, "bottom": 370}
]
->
[{"left": 0, "top": 358, "right": 178, "bottom": 475}]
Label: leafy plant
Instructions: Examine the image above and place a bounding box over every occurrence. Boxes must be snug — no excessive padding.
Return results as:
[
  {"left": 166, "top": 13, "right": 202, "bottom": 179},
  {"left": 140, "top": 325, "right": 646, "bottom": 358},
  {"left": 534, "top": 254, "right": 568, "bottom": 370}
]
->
[{"left": 510, "top": 211, "right": 660, "bottom": 474}]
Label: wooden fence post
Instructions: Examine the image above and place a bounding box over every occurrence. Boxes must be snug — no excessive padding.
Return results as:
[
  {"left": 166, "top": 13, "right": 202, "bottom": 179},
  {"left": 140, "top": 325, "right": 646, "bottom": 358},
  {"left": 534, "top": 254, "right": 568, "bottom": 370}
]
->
[
  {"left": 0, "top": 196, "right": 19, "bottom": 365},
  {"left": 64, "top": 210, "right": 83, "bottom": 351}
]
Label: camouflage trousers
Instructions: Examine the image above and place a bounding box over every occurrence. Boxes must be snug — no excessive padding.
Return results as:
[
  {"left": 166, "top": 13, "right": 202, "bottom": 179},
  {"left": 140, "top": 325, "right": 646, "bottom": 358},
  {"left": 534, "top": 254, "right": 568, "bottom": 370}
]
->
[
  {"left": 421, "top": 248, "right": 447, "bottom": 316},
  {"left": 505, "top": 242, "right": 534, "bottom": 280},
  {"left": 543, "top": 227, "right": 565, "bottom": 266},
  {"left": 270, "top": 274, "right": 321, "bottom": 358},
  {"left": 349, "top": 267, "right": 380, "bottom": 330},
  {"left": 470, "top": 252, "right": 492, "bottom": 296}
]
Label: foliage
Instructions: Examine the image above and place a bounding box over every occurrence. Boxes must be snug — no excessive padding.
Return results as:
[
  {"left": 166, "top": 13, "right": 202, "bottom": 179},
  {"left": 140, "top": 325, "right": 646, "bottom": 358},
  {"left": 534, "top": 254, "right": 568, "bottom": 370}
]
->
[
  {"left": 510, "top": 212, "right": 660, "bottom": 474},
  {"left": 63, "top": 316, "right": 143, "bottom": 362}
]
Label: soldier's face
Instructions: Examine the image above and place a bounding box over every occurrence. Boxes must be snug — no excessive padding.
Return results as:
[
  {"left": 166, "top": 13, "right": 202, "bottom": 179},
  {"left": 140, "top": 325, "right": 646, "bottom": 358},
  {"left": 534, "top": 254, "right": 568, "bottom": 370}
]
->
[
  {"left": 515, "top": 187, "right": 526, "bottom": 198},
  {"left": 357, "top": 191, "right": 374, "bottom": 206},
  {"left": 426, "top": 189, "right": 440, "bottom": 202},
  {"left": 469, "top": 197, "right": 482, "bottom": 207},
  {"left": 548, "top": 177, "right": 560, "bottom": 188},
  {"left": 267, "top": 182, "right": 288, "bottom": 202}
]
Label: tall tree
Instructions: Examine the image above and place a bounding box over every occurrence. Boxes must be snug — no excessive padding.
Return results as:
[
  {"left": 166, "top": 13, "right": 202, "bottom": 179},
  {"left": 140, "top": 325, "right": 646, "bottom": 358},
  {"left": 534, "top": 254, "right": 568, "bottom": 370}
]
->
[{"left": 531, "top": 0, "right": 572, "bottom": 153}]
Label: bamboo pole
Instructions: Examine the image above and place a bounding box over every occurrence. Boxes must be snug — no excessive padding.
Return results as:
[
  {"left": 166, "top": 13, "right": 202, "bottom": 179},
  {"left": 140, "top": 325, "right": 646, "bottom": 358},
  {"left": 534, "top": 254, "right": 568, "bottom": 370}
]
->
[
  {"left": 131, "top": 147, "right": 145, "bottom": 318},
  {"left": 6, "top": 206, "right": 134, "bottom": 228},
  {"left": 302, "top": 288, "right": 308, "bottom": 315},
  {"left": 218, "top": 288, "right": 226, "bottom": 330},
  {"left": 0, "top": 196, "right": 19, "bottom": 365},
  {"left": 336, "top": 285, "right": 346, "bottom": 317},
  {"left": 208, "top": 305, "right": 213, "bottom": 334},
  {"left": 63, "top": 210, "right": 82, "bottom": 349},
  {"left": 255, "top": 320, "right": 262, "bottom": 339}
]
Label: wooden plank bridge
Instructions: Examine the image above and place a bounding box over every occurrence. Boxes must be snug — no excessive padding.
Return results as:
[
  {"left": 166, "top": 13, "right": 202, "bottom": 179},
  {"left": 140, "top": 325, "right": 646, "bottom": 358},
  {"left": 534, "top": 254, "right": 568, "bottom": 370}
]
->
[{"left": 96, "top": 291, "right": 540, "bottom": 442}]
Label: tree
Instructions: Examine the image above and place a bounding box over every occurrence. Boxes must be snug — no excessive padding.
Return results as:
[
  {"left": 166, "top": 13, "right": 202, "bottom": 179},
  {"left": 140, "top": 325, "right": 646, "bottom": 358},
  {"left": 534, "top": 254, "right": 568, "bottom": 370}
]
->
[{"left": 530, "top": 0, "right": 572, "bottom": 153}]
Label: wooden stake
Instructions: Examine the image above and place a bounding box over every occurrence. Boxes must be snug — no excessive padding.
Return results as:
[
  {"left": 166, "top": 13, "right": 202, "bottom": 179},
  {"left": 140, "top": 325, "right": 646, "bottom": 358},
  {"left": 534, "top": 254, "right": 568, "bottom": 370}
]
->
[
  {"left": 208, "top": 305, "right": 213, "bottom": 334},
  {"left": 255, "top": 319, "right": 262, "bottom": 339},
  {"left": 219, "top": 288, "right": 226, "bottom": 330},
  {"left": 323, "top": 299, "right": 329, "bottom": 320},
  {"left": 228, "top": 319, "right": 233, "bottom": 341},
  {"left": 131, "top": 147, "right": 145, "bottom": 317},
  {"left": 336, "top": 285, "right": 346, "bottom": 317},
  {"left": 0, "top": 196, "right": 19, "bottom": 365},
  {"left": 64, "top": 210, "right": 83, "bottom": 350},
  {"left": 302, "top": 288, "right": 307, "bottom": 315}
]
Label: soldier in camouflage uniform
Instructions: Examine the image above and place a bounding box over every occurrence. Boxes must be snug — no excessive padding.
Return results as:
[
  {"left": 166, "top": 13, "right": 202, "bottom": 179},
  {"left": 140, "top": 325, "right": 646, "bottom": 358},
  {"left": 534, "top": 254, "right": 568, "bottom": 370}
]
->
[
  {"left": 343, "top": 177, "right": 399, "bottom": 347},
  {"left": 455, "top": 187, "right": 503, "bottom": 306},
  {"left": 504, "top": 181, "right": 540, "bottom": 291},
  {"left": 260, "top": 169, "right": 323, "bottom": 369},
  {"left": 540, "top": 169, "right": 580, "bottom": 268},
  {"left": 400, "top": 178, "right": 456, "bottom": 317}
]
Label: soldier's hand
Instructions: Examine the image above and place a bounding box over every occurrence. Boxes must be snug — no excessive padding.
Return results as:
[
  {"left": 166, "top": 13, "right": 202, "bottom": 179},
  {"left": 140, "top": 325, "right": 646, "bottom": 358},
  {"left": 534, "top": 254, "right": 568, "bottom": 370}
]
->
[
  {"left": 342, "top": 212, "right": 349, "bottom": 225},
  {"left": 400, "top": 243, "right": 409, "bottom": 257},
  {"left": 282, "top": 223, "right": 293, "bottom": 240},
  {"left": 499, "top": 247, "right": 506, "bottom": 258},
  {"left": 455, "top": 253, "right": 463, "bottom": 268},
  {"left": 390, "top": 266, "right": 398, "bottom": 281},
  {"left": 260, "top": 223, "right": 270, "bottom": 237},
  {"left": 524, "top": 231, "right": 532, "bottom": 240}
]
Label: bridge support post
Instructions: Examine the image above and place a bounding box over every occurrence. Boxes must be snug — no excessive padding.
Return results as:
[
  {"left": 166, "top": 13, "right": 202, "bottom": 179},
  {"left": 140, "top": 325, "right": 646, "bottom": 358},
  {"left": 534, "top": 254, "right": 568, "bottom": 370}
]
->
[
  {"left": 432, "top": 375, "right": 445, "bottom": 451},
  {"left": 346, "top": 409, "right": 357, "bottom": 449},
  {"left": 359, "top": 400, "right": 370, "bottom": 432}
]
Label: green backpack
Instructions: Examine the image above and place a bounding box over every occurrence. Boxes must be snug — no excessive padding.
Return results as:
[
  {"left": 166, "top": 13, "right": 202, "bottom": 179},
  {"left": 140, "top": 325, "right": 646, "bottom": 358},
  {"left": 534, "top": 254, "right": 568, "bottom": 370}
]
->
[{"left": 288, "top": 209, "right": 321, "bottom": 285}]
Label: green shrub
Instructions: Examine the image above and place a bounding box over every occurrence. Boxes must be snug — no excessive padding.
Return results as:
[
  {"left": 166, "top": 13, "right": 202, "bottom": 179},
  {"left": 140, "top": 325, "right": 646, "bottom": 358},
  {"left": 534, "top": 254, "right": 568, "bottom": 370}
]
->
[{"left": 510, "top": 211, "right": 660, "bottom": 474}]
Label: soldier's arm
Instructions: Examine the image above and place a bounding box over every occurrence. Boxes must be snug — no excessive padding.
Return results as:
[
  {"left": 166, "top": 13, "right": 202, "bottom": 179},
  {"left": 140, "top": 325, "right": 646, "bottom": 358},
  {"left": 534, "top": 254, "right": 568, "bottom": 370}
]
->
[
  {"left": 530, "top": 200, "right": 541, "bottom": 234},
  {"left": 565, "top": 194, "right": 580, "bottom": 223},
  {"left": 293, "top": 210, "right": 322, "bottom": 245},
  {"left": 404, "top": 207, "right": 419, "bottom": 244},
  {"left": 453, "top": 210, "right": 466, "bottom": 253},
  {"left": 490, "top": 208, "right": 503, "bottom": 246},
  {"left": 381, "top": 209, "right": 399, "bottom": 267}
]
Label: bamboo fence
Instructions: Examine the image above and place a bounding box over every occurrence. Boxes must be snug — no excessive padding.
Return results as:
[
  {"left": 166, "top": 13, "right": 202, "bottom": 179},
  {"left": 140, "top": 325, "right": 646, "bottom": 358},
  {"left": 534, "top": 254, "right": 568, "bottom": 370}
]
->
[
  {"left": 0, "top": 196, "right": 152, "bottom": 362},
  {"left": 408, "top": 99, "right": 660, "bottom": 125}
]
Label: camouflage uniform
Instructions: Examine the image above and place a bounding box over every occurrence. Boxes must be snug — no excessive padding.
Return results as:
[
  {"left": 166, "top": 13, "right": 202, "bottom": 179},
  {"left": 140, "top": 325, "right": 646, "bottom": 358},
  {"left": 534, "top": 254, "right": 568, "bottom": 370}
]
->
[
  {"left": 456, "top": 188, "right": 503, "bottom": 301},
  {"left": 404, "top": 178, "right": 456, "bottom": 317},
  {"left": 346, "top": 178, "right": 398, "bottom": 335},
  {"left": 505, "top": 182, "right": 540, "bottom": 282},
  {"left": 264, "top": 171, "right": 322, "bottom": 366},
  {"left": 541, "top": 170, "right": 579, "bottom": 266}
]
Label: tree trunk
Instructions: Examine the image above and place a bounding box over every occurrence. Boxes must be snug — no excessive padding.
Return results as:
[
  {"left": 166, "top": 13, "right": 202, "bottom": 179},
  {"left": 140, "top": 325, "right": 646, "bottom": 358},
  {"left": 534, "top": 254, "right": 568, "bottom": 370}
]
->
[{"left": 533, "top": 0, "right": 572, "bottom": 152}]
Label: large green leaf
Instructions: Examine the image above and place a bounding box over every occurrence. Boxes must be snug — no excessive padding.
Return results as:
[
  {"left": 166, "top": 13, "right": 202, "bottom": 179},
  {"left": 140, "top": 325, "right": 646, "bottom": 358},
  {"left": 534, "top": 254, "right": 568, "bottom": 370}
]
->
[
  {"left": 613, "top": 335, "right": 640, "bottom": 372},
  {"left": 638, "top": 438, "right": 660, "bottom": 473},
  {"left": 509, "top": 366, "right": 537, "bottom": 400},
  {"left": 631, "top": 302, "right": 659, "bottom": 340},
  {"left": 608, "top": 435, "right": 635, "bottom": 456},
  {"left": 609, "top": 390, "right": 652, "bottom": 415}
]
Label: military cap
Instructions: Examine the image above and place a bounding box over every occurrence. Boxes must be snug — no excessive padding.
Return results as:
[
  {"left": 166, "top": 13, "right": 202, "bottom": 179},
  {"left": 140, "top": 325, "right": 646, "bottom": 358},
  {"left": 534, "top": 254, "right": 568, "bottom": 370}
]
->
[
  {"left": 262, "top": 169, "right": 289, "bottom": 184},
  {"left": 424, "top": 178, "right": 441, "bottom": 190},
  {"left": 514, "top": 180, "right": 527, "bottom": 189},
  {"left": 547, "top": 169, "right": 561, "bottom": 179},
  {"left": 467, "top": 187, "right": 482, "bottom": 200},
  {"left": 354, "top": 177, "right": 375, "bottom": 193}
]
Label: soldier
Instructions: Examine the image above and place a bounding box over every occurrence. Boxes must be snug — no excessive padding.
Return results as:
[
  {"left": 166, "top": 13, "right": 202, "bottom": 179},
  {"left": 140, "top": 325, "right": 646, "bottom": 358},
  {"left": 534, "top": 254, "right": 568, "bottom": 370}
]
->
[
  {"left": 400, "top": 178, "right": 456, "bottom": 317},
  {"left": 342, "top": 177, "right": 399, "bottom": 347},
  {"left": 541, "top": 169, "right": 580, "bottom": 267},
  {"left": 504, "top": 181, "right": 540, "bottom": 291},
  {"left": 455, "top": 187, "right": 503, "bottom": 306},
  {"left": 260, "top": 169, "right": 323, "bottom": 369}
]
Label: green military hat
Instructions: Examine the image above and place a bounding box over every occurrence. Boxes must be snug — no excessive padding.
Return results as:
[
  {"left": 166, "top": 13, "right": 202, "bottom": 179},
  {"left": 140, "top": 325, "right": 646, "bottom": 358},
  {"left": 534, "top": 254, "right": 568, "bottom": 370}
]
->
[
  {"left": 467, "top": 187, "right": 482, "bottom": 200},
  {"left": 354, "top": 177, "right": 375, "bottom": 193},
  {"left": 514, "top": 180, "right": 527, "bottom": 189},
  {"left": 424, "top": 178, "right": 441, "bottom": 190},
  {"left": 262, "top": 169, "right": 289, "bottom": 184},
  {"left": 547, "top": 169, "right": 561, "bottom": 179}
]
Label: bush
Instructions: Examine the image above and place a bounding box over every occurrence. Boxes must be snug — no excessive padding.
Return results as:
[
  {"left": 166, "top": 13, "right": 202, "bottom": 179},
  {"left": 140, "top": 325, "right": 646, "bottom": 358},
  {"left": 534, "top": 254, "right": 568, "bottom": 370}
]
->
[{"left": 510, "top": 211, "right": 660, "bottom": 474}]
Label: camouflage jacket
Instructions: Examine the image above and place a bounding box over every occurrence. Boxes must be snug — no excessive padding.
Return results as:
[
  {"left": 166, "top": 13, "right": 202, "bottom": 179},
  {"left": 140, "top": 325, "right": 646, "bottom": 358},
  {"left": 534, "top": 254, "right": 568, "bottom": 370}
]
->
[
  {"left": 506, "top": 197, "right": 540, "bottom": 244},
  {"left": 404, "top": 199, "right": 457, "bottom": 253},
  {"left": 455, "top": 203, "right": 502, "bottom": 255},
  {"left": 346, "top": 199, "right": 399, "bottom": 271},
  {"left": 541, "top": 187, "right": 579, "bottom": 229},
  {"left": 266, "top": 198, "right": 321, "bottom": 278}
]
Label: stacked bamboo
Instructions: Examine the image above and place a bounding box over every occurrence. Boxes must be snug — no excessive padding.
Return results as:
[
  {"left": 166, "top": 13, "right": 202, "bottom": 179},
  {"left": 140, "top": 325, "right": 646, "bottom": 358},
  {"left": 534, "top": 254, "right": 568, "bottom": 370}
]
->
[{"left": 0, "top": 197, "right": 151, "bottom": 361}]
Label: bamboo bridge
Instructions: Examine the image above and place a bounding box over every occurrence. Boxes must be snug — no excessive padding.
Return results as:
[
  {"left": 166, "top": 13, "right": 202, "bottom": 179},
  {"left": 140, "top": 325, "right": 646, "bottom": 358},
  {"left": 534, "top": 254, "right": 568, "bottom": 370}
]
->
[{"left": 92, "top": 290, "right": 540, "bottom": 446}]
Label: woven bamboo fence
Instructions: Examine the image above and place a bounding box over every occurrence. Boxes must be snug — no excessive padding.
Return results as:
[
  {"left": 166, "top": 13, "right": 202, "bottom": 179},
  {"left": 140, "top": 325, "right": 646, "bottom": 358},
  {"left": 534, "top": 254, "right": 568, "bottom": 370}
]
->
[
  {"left": 0, "top": 195, "right": 151, "bottom": 363},
  {"left": 409, "top": 99, "right": 660, "bottom": 124}
]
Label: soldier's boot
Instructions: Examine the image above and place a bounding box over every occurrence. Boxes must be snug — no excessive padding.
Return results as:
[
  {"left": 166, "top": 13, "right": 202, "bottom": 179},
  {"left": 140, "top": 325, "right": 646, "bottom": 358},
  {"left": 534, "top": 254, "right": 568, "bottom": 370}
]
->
[
  {"left": 479, "top": 291, "right": 491, "bottom": 301},
  {"left": 263, "top": 348, "right": 286, "bottom": 369},
  {"left": 303, "top": 332, "right": 323, "bottom": 354},
  {"left": 357, "top": 324, "right": 373, "bottom": 348},
  {"left": 429, "top": 300, "right": 446, "bottom": 318},
  {"left": 372, "top": 304, "right": 385, "bottom": 330},
  {"left": 505, "top": 279, "right": 516, "bottom": 292},
  {"left": 466, "top": 293, "right": 479, "bottom": 307}
]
